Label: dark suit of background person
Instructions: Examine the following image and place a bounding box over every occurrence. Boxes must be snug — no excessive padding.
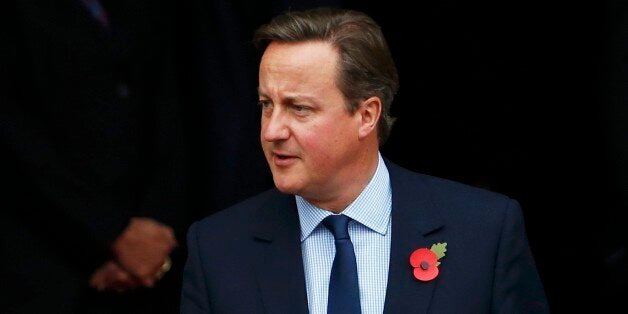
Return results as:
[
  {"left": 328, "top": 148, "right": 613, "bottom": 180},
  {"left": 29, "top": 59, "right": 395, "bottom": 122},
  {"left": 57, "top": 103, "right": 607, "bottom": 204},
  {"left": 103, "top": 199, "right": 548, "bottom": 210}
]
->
[{"left": 1, "top": 0, "right": 186, "bottom": 313}]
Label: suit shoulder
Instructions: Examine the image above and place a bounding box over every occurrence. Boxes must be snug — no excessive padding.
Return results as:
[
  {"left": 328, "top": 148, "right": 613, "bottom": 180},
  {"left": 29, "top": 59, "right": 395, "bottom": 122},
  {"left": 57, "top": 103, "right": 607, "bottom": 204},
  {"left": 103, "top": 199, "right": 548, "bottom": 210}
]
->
[
  {"left": 419, "top": 172, "right": 514, "bottom": 206},
  {"left": 388, "top": 160, "right": 513, "bottom": 203},
  {"left": 386, "top": 160, "right": 520, "bottom": 225},
  {"left": 190, "top": 188, "right": 280, "bottom": 236}
]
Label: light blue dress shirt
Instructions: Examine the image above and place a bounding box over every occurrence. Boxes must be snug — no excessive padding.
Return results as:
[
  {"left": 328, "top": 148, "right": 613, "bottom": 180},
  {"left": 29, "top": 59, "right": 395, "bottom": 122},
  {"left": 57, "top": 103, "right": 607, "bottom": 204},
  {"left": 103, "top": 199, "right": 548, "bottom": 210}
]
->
[{"left": 297, "top": 153, "right": 392, "bottom": 314}]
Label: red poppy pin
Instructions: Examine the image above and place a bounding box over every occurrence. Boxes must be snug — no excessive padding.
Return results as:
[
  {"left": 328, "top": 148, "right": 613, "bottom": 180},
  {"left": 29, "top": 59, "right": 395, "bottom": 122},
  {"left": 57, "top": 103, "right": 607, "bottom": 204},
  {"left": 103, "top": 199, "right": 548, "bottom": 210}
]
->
[{"left": 409, "top": 242, "right": 447, "bottom": 281}]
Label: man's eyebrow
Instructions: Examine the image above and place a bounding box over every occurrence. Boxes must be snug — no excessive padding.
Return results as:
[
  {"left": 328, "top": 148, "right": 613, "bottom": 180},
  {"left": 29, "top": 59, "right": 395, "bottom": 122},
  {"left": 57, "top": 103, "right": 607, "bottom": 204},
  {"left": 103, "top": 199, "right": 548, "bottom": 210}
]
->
[{"left": 256, "top": 90, "right": 317, "bottom": 104}]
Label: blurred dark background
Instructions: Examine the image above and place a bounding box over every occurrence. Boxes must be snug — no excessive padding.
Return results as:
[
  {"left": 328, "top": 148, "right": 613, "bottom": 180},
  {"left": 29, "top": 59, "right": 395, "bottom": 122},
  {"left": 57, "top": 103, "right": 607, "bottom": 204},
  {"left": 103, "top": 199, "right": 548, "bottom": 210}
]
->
[{"left": 3, "top": 0, "right": 625, "bottom": 312}]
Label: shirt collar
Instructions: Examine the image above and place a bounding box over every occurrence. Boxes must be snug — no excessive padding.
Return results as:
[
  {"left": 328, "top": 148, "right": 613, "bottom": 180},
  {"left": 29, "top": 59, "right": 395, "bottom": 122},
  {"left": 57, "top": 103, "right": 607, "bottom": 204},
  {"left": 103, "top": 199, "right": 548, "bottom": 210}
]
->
[{"left": 297, "top": 153, "right": 392, "bottom": 241}]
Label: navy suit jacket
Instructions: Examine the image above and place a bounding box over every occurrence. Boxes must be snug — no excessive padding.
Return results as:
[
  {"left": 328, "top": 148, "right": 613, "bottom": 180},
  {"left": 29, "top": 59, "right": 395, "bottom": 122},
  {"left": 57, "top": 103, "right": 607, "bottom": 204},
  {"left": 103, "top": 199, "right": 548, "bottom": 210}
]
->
[{"left": 181, "top": 161, "right": 549, "bottom": 313}]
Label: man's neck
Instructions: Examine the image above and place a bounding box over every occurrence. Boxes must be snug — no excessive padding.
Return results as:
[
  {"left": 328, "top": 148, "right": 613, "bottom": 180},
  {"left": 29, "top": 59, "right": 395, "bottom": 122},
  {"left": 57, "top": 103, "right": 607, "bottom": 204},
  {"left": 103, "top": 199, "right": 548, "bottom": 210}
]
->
[{"left": 303, "top": 151, "right": 380, "bottom": 213}]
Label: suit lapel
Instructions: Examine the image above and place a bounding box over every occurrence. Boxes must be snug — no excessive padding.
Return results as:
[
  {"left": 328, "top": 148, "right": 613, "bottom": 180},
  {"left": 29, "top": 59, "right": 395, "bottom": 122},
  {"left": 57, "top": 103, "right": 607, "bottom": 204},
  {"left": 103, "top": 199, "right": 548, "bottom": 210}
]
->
[
  {"left": 252, "top": 191, "right": 309, "bottom": 314},
  {"left": 384, "top": 162, "right": 445, "bottom": 314}
]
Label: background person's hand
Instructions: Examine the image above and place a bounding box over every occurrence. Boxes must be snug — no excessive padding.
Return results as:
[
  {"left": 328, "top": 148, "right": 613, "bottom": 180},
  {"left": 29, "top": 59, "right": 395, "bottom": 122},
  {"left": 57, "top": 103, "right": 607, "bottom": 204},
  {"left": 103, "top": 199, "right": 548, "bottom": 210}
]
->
[
  {"left": 89, "top": 260, "right": 143, "bottom": 292},
  {"left": 111, "top": 217, "right": 177, "bottom": 286}
]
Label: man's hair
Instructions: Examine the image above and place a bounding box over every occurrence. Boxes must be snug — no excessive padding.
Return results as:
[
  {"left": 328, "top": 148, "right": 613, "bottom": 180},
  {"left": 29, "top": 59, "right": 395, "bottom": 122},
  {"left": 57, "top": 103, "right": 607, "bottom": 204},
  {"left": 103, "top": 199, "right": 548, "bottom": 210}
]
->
[{"left": 253, "top": 7, "right": 399, "bottom": 145}]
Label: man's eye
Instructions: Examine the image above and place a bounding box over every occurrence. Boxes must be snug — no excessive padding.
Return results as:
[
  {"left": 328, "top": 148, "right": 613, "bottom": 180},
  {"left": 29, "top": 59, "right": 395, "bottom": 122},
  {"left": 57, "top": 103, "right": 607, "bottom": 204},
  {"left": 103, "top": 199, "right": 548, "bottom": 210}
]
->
[
  {"left": 292, "top": 105, "right": 310, "bottom": 113},
  {"left": 258, "top": 100, "right": 272, "bottom": 109}
]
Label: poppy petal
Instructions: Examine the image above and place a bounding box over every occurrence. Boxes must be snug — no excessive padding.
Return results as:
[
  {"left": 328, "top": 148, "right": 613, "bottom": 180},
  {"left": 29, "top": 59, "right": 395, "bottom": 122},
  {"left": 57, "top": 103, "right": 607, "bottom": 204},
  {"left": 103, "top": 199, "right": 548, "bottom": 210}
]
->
[
  {"left": 413, "top": 264, "right": 439, "bottom": 281},
  {"left": 409, "top": 248, "right": 437, "bottom": 267}
]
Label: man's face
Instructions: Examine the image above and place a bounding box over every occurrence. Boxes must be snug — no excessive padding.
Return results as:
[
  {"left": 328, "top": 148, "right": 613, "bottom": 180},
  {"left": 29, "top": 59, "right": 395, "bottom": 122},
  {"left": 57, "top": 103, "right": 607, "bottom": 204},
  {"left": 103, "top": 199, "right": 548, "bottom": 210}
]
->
[{"left": 258, "top": 41, "right": 364, "bottom": 201}]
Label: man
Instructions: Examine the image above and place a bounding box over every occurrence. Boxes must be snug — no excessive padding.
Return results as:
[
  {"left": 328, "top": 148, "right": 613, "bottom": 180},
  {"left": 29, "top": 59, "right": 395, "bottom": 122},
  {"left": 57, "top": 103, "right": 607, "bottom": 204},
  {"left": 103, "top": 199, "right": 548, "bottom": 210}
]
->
[
  {"left": 1, "top": 0, "right": 183, "bottom": 312},
  {"left": 181, "top": 8, "right": 548, "bottom": 314}
]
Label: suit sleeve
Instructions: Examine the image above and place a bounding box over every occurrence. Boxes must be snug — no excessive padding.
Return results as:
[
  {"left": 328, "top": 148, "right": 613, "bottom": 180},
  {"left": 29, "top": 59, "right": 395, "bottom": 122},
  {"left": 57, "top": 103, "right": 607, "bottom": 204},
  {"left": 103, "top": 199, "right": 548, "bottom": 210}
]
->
[
  {"left": 181, "top": 222, "right": 211, "bottom": 314},
  {"left": 491, "top": 200, "right": 550, "bottom": 314}
]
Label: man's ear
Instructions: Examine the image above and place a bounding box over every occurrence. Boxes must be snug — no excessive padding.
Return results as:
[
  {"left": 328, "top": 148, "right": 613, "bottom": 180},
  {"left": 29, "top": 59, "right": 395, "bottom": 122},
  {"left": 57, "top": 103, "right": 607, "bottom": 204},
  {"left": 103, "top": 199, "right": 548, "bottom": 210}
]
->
[{"left": 357, "top": 96, "right": 381, "bottom": 140}]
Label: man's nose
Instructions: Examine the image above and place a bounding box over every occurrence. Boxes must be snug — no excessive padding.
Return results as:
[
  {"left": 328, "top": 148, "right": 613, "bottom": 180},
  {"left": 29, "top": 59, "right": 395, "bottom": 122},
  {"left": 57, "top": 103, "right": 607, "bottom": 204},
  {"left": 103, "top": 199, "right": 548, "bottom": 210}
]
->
[{"left": 262, "top": 110, "right": 290, "bottom": 142}]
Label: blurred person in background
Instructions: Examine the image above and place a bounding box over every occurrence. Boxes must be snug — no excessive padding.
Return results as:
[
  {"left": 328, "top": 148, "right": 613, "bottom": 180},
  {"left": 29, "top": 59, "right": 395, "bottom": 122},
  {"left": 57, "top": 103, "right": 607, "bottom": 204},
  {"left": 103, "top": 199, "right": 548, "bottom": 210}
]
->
[{"left": 1, "top": 0, "right": 187, "bottom": 312}]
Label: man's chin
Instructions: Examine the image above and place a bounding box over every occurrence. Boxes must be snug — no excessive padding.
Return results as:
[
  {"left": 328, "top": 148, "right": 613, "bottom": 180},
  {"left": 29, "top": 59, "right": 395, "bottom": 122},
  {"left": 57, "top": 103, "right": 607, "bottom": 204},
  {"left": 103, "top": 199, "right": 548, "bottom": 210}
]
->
[{"left": 272, "top": 178, "right": 301, "bottom": 195}]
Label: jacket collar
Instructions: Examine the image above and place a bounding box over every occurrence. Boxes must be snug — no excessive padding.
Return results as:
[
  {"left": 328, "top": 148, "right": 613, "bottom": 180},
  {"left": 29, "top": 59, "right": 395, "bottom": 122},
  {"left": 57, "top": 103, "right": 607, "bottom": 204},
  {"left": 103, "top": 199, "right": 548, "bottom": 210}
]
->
[
  {"left": 252, "top": 191, "right": 310, "bottom": 314},
  {"left": 383, "top": 159, "right": 445, "bottom": 314}
]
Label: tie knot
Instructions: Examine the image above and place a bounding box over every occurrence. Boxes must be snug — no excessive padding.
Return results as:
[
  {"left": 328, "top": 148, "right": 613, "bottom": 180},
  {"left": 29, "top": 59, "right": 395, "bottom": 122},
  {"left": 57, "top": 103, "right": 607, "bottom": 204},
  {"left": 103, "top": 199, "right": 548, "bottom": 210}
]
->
[{"left": 323, "top": 215, "right": 351, "bottom": 240}]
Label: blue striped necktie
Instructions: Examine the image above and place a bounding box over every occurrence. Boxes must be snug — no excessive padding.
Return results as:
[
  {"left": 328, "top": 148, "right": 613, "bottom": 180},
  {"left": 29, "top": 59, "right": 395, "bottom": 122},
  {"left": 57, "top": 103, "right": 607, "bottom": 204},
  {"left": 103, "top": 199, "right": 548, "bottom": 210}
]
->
[{"left": 323, "top": 215, "right": 361, "bottom": 314}]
